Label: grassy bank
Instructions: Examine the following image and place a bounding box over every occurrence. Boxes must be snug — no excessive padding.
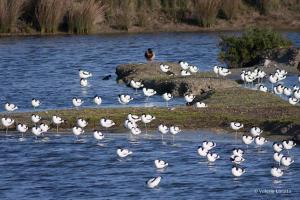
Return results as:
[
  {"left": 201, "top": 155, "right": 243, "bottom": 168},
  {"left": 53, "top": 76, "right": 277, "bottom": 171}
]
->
[
  {"left": 0, "top": 0, "right": 299, "bottom": 36},
  {"left": 1, "top": 88, "right": 299, "bottom": 141}
]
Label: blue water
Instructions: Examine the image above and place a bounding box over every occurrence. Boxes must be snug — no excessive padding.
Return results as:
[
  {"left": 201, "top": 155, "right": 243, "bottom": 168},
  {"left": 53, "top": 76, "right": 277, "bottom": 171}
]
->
[
  {"left": 0, "top": 131, "right": 299, "bottom": 200},
  {"left": 0, "top": 32, "right": 299, "bottom": 111}
]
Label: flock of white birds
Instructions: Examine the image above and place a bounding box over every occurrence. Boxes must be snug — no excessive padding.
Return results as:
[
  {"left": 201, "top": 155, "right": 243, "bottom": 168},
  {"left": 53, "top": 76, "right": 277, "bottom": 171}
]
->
[{"left": 1, "top": 60, "right": 299, "bottom": 188}]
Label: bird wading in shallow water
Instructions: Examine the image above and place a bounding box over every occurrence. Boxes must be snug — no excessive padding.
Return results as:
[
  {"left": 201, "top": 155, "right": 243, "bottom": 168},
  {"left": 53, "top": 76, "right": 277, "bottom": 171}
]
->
[{"left": 145, "top": 48, "right": 155, "bottom": 62}]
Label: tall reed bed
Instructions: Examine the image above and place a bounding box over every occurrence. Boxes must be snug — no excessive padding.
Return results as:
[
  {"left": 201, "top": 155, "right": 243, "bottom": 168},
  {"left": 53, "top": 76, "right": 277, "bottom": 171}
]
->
[
  {"left": 35, "top": 0, "right": 66, "bottom": 33},
  {"left": 220, "top": 0, "right": 241, "bottom": 20},
  {"left": 193, "top": 0, "right": 222, "bottom": 27},
  {"left": 0, "top": 0, "right": 26, "bottom": 32},
  {"left": 67, "top": 0, "right": 104, "bottom": 34},
  {"left": 256, "top": 0, "right": 280, "bottom": 14}
]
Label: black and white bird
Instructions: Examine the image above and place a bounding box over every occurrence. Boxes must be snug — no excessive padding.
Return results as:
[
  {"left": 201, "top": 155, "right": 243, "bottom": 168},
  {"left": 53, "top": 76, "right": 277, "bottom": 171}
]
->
[
  {"left": 258, "top": 84, "right": 268, "bottom": 92},
  {"left": 4, "top": 103, "right": 18, "bottom": 112},
  {"left": 242, "top": 135, "right": 254, "bottom": 146},
  {"left": 93, "top": 131, "right": 104, "bottom": 141},
  {"left": 197, "top": 146, "right": 209, "bottom": 157},
  {"left": 32, "top": 126, "right": 42, "bottom": 139},
  {"left": 170, "top": 125, "right": 181, "bottom": 143},
  {"left": 232, "top": 148, "right": 244, "bottom": 157},
  {"left": 154, "top": 159, "right": 168, "bottom": 169},
  {"left": 184, "top": 93, "right": 195, "bottom": 104},
  {"left": 40, "top": 123, "right": 49, "bottom": 133},
  {"left": 189, "top": 65, "right": 198, "bottom": 73},
  {"left": 72, "top": 126, "right": 84, "bottom": 140},
  {"left": 80, "top": 78, "right": 88, "bottom": 87},
  {"left": 17, "top": 123, "right": 28, "bottom": 138},
  {"left": 93, "top": 95, "right": 102, "bottom": 106},
  {"left": 147, "top": 176, "right": 161, "bottom": 188},
  {"left": 196, "top": 102, "right": 207, "bottom": 108},
  {"left": 273, "top": 152, "right": 284, "bottom": 164},
  {"left": 79, "top": 69, "right": 92, "bottom": 79},
  {"left": 207, "top": 152, "right": 220, "bottom": 162},
  {"left": 130, "top": 127, "right": 142, "bottom": 135},
  {"left": 231, "top": 155, "right": 245, "bottom": 165},
  {"left": 31, "top": 114, "right": 41, "bottom": 124},
  {"left": 273, "top": 142, "right": 283, "bottom": 153},
  {"left": 271, "top": 167, "right": 283, "bottom": 177},
  {"left": 141, "top": 114, "right": 155, "bottom": 134},
  {"left": 218, "top": 67, "right": 231, "bottom": 77},
  {"left": 52, "top": 116, "right": 64, "bottom": 134},
  {"left": 282, "top": 140, "right": 296, "bottom": 153},
  {"left": 124, "top": 119, "right": 137, "bottom": 130},
  {"left": 269, "top": 74, "right": 278, "bottom": 88},
  {"left": 202, "top": 141, "right": 216, "bottom": 151},
  {"left": 130, "top": 80, "right": 144, "bottom": 93},
  {"left": 117, "top": 148, "right": 132, "bottom": 158},
  {"left": 255, "top": 136, "right": 267, "bottom": 147},
  {"left": 288, "top": 97, "right": 299, "bottom": 105},
  {"left": 179, "top": 61, "right": 189, "bottom": 70},
  {"left": 181, "top": 70, "right": 191, "bottom": 76},
  {"left": 250, "top": 126, "right": 263, "bottom": 137},
  {"left": 213, "top": 65, "right": 221, "bottom": 77},
  {"left": 100, "top": 118, "right": 115, "bottom": 129},
  {"left": 231, "top": 166, "right": 245, "bottom": 177},
  {"left": 143, "top": 88, "right": 157, "bottom": 101},
  {"left": 160, "top": 64, "right": 170, "bottom": 73},
  {"left": 118, "top": 94, "right": 133, "bottom": 105},
  {"left": 31, "top": 98, "right": 41, "bottom": 109},
  {"left": 72, "top": 97, "right": 84, "bottom": 108},
  {"left": 77, "top": 118, "right": 88, "bottom": 128},
  {"left": 274, "top": 84, "right": 284, "bottom": 95},
  {"left": 230, "top": 122, "right": 244, "bottom": 141},
  {"left": 162, "top": 93, "right": 173, "bottom": 107},
  {"left": 1, "top": 117, "right": 14, "bottom": 135},
  {"left": 127, "top": 113, "right": 141, "bottom": 123},
  {"left": 280, "top": 156, "right": 294, "bottom": 167},
  {"left": 158, "top": 124, "right": 169, "bottom": 141}
]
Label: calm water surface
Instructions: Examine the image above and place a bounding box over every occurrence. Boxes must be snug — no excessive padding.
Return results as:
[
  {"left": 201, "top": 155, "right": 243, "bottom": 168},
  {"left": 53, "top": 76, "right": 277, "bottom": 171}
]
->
[
  {"left": 0, "top": 32, "right": 299, "bottom": 111},
  {"left": 0, "top": 131, "right": 299, "bottom": 200}
]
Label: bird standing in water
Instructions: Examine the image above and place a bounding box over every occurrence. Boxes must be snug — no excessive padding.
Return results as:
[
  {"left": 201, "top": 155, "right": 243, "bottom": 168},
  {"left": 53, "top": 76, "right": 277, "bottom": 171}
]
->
[{"left": 145, "top": 48, "right": 155, "bottom": 62}]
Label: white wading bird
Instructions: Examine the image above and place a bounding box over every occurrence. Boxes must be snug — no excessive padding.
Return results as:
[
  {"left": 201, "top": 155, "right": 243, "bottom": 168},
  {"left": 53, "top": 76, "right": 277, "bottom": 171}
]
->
[
  {"left": 162, "top": 93, "right": 173, "bottom": 107},
  {"left": 147, "top": 176, "right": 161, "bottom": 188},
  {"left": 72, "top": 97, "right": 84, "bottom": 109},
  {"left": 158, "top": 124, "right": 169, "bottom": 141},
  {"left": 130, "top": 80, "right": 144, "bottom": 94},
  {"left": 117, "top": 148, "right": 132, "bottom": 158},
  {"left": 17, "top": 123, "right": 28, "bottom": 139},
  {"left": 52, "top": 116, "right": 64, "bottom": 134},
  {"left": 118, "top": 94, "right": 133, "bottom": 105},
  {"left": 1, "top": 117, "right": 14, "bottom": 135},
  {"left": 154, "top": 159, "right": 168, "bottom": 169},
  {"left": 4, "top": 103, "right": 18, "bottom": 112},
  {"left": 31, "top": 98, "right": 41, "bottom": 109},
  {"left": 79, "top": 69, "right": 92, "bottom": 79},
  {"left": 141, "top": 114, "right": 155, "bottom": 134},
  {"left": 232, "top": 166, "right": 245, "bottom": 177}
]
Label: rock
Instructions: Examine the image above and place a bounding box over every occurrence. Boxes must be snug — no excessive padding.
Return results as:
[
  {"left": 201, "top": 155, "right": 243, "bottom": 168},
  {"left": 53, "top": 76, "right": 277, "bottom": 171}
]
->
[
  {"left": 266, "top": 47, "right": 300, "bottom": 70},
  {"left": 116, "top": 62, "right": 239, "bottom": 96}
]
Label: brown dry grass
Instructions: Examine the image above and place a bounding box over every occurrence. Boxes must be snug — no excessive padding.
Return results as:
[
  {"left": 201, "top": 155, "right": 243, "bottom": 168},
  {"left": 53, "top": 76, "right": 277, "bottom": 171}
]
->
[
  {"left": 67, "top": 0, "right": 104, "bottom": 34},
  {"left": 193, "top": 0, "right": 222, "bottom": 27},
  {"left": 0, "top": 0, "right": 26, "bottom": 32},
  {"left": 35, "top": 0, "right": 66, "bottom": 33}
]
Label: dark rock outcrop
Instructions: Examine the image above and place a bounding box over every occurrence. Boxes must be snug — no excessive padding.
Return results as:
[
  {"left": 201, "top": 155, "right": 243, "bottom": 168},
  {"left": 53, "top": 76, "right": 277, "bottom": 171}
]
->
[{"left": 116, "top": 62, "right": 239, "bottom": 96}]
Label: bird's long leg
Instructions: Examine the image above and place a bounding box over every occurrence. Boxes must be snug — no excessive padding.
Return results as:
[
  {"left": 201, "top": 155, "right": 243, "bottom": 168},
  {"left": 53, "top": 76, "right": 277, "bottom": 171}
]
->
[
  {"left": 56, "top": 125, "right": 59, "bottom": 135},
  {"left": 161, "top": 134, "right": 164, "bottom": 143},
  {"left": 5, "top": 127, "right": 8, "bottom": 136},
  {"left": 144, "top": 123, "right": 147, "bottom": 135}
]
